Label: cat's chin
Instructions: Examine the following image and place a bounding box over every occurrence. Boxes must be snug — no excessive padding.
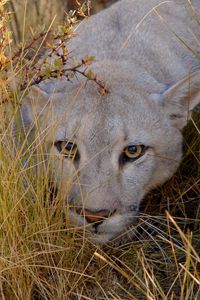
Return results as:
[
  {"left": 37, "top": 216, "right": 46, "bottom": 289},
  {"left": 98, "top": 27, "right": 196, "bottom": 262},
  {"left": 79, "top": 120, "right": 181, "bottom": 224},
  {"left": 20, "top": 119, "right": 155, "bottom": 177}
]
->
[
  {"left": 89, "top": 226, "right": 138, "bottom": 245},
  {"left": 90, "top": 232, "right": 116, "bottom": 245}
]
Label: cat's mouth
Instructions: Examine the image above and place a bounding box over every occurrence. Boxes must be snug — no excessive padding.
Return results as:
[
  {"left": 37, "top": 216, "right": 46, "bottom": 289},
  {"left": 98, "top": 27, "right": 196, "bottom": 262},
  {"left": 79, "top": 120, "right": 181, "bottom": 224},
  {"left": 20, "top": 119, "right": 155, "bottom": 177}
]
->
[{"left": 68, "top": 208, "right": 138, "bottom": 244}]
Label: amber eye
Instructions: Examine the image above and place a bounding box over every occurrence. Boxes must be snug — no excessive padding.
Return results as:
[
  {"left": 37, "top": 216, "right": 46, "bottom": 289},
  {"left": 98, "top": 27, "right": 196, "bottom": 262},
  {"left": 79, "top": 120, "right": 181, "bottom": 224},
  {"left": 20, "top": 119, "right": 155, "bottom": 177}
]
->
[
  {"left": 123, "top": 145, "right": 145, "bottom": 159},
  {"left": 55, "top": 141, "right": 78, "bottom": 159}
]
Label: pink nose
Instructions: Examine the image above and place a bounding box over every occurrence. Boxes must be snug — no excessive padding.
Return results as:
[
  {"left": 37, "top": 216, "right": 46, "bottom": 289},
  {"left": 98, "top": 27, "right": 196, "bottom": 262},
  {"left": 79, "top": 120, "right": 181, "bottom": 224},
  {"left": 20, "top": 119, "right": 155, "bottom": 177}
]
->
[{"left": 76, "top": 208, "right": 110, "bottom": 223}]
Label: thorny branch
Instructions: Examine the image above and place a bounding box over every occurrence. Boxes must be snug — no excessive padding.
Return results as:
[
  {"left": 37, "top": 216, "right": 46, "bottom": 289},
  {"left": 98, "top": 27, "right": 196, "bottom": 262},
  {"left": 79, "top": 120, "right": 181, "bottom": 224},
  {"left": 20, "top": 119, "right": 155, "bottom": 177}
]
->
[{"left": 0, "top": 0, "right": 109, "bottom": 103}]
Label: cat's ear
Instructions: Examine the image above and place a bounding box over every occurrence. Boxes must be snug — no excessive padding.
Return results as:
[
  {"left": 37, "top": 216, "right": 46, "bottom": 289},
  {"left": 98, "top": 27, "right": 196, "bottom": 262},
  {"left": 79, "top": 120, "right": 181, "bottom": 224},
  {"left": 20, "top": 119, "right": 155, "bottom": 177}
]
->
[
  {"left": 13, "top": 85, "right": 50, "bottom": 143},
  {"left": 22, "top": 84, "right": 50, "bottom": 115},
  {"left": 151, "top": 71, "right": 200, "bottom": 130}
]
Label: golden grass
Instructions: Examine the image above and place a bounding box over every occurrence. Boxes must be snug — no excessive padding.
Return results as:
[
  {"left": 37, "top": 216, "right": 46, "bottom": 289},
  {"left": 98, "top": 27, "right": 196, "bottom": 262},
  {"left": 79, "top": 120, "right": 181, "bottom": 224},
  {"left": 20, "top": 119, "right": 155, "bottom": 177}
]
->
[
  {"left": 0, "top": 0, "right": 199, "bottom": 299},
  {"left": 7, "top": 0, "right": 113, "bottom": 45}
]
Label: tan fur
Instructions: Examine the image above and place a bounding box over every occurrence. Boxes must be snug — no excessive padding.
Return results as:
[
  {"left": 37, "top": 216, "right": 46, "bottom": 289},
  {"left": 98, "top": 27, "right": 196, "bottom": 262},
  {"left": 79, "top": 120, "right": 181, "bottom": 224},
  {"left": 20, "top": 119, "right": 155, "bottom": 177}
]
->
[{"left": 16, "top": 0, "right": 200, "bottom": 243}]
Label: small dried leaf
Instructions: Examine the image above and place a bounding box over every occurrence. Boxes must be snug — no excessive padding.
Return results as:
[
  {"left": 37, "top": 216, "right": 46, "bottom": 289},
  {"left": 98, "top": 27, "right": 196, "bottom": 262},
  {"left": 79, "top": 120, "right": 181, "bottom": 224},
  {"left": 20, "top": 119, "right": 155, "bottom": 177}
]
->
[
  {"left": 82, "top": 55, "right": 95, "bottom": 65},
  {"left": 67, "top": 71, "right": 75, "bottom": 80},
  {"left": 86, "top": 70, "right": 95, "bottom": 80}
]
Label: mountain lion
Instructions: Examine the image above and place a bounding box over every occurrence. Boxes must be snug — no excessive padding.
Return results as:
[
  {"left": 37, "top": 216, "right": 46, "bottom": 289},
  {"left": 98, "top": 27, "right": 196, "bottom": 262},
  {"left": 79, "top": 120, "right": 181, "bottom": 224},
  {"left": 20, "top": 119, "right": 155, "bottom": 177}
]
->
[{"left": 15, "top": 0, "right": 200, "bottom": 244}]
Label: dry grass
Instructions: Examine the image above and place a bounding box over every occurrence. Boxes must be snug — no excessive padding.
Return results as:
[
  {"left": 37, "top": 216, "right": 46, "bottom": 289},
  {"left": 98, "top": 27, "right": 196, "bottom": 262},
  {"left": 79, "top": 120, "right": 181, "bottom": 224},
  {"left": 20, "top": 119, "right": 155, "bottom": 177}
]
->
[
  {"left": 0, "top": 0, "right": 200, "bottom": 299},
  {"left": 7, "top": 0, "right": 116, "bottom": 44}
]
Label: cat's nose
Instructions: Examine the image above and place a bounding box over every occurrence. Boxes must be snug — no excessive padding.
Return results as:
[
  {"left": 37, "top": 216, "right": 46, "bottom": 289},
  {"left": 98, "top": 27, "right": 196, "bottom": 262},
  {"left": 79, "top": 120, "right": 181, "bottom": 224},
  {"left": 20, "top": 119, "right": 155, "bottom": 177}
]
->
[{"left": 76, "top": 208, "right": 111, "bottom": 223}]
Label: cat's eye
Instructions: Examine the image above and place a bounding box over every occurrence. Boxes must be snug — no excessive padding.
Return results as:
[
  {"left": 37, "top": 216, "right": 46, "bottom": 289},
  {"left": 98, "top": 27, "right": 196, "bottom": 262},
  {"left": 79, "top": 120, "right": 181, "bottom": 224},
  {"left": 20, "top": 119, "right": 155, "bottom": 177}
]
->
[
  {"left": 122, "top": 145, "right": 146, "bottom": 162},
  {"left": 55, "top": 141, "right": 78, "bottom": 159},
  {"left": 124, "top": 145, "right": 143, "bottom": 158}
]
